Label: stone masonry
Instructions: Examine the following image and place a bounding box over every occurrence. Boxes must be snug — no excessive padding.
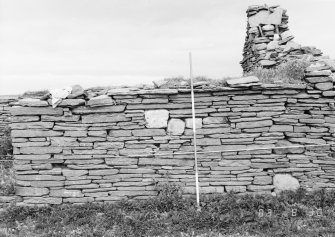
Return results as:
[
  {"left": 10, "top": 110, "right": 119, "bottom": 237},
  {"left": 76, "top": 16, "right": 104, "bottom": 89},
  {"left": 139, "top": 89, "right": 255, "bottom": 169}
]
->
[{"left": 7, "top": 61, "right": 335, "bottom": 206}]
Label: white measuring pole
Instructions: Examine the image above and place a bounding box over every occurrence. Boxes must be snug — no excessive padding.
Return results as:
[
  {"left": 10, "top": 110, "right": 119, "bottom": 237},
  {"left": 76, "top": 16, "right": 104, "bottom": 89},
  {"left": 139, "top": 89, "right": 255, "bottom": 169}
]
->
[{"left": 189, "top": 52, "right": 200, "bottom": 211}]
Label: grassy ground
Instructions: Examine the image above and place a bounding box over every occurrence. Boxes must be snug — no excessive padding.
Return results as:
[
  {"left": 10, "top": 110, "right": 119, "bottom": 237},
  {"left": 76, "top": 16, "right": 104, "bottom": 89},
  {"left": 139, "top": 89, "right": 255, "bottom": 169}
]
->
[{"left": 0, "top": 185, "right": 335, "bottom": 237}]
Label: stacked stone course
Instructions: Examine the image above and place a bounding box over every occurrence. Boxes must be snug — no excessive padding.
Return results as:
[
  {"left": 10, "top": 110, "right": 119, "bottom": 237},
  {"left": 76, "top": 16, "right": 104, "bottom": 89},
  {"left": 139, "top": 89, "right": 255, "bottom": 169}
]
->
[{"left": 7, "top": 66, "right": 335, "bottom": 205}]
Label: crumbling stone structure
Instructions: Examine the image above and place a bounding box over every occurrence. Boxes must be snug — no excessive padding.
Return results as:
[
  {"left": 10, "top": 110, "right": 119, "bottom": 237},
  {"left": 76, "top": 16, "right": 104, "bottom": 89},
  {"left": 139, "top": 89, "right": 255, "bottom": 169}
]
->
[{"left": 240, "top": 4, "right": 329, "bottom": 73}]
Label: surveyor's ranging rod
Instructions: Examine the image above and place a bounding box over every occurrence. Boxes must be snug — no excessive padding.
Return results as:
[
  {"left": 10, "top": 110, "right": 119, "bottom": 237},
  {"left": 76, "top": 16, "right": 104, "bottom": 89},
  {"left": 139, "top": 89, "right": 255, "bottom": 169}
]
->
[{"left": 189, "top": 52, "right": 200, "bottom": 211}]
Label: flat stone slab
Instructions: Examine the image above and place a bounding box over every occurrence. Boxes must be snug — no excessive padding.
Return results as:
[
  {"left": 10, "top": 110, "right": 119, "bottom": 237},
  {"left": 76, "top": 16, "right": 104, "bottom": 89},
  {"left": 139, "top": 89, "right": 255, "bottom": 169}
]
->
[
  {"left": 226, "top": 76, "right": 259, "bottom": 86},
  {"left": 18, "top": 99, "right": 49, "bottom": 107},
  {"left": 145, "top": 110, "right": 169, "bottom": 128},
  {"left": 10, "top": 107, "right": 63, "bottom": 116},
  {"left": 248, "top": 8, "right": 284, "bottom": 27},
  {"left": 16, "top": 187, "right": 49, "bottom": 196}
]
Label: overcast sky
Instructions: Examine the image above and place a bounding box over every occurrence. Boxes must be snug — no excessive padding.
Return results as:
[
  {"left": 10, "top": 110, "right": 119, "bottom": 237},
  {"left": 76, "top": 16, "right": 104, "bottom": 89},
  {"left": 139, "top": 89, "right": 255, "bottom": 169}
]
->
[{"left": 1, "top": 0, "right": 335, "bottom": 95}]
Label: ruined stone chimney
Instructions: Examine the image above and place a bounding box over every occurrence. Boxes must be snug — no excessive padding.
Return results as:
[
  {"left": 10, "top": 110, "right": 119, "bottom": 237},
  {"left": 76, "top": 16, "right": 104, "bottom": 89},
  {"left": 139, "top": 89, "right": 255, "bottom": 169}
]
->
[{"left": 240, "top": 5, "right": 324, "bottom": 73}]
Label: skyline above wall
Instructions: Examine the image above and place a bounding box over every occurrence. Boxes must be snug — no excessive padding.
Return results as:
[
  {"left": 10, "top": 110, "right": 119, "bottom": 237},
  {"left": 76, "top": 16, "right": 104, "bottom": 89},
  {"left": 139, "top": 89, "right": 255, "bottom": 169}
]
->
[{"left": 1, "top": 0, "right": 335, "bottom": 95}]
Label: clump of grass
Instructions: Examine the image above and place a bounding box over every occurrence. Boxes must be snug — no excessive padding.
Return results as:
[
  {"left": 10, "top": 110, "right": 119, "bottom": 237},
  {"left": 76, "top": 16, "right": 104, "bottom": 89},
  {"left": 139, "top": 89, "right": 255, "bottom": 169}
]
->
[
  {"left": 0, "top": 127, "right": 12, "bottom": 158},
  {"left": 0, "top": 165, "right": 15, "bottom": 196},
  {"left": 161, "top": 76, "right": 234, "bottom": 88},
  {"left": 0, "top": 126, "right": 13, "bottom": 170},
  {"left": 21, "top": 89, "right": 49, "bottom": 98},
  {"left": 247, "top": 59, "right": 311, "bottom": 84}
]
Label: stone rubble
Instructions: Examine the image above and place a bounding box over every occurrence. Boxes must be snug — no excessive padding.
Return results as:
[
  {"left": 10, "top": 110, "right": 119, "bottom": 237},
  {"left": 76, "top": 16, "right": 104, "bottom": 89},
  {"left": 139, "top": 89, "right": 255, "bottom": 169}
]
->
[{"left": 240, "top": 4, "right": 333, "bottom": 73}]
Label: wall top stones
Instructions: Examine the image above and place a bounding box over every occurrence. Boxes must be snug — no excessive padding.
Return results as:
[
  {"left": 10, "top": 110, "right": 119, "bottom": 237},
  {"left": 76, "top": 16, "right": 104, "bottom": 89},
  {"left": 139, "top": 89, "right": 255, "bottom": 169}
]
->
[{"left": 6, "top": 78, "right": 317, "bottom": 111}]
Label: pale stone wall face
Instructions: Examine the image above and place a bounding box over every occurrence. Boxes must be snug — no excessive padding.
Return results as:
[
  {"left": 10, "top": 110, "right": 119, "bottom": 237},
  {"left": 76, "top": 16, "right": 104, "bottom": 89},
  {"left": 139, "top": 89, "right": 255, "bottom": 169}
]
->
[{"left": 8, "top": 71, "right": 335, "bottom": 205}]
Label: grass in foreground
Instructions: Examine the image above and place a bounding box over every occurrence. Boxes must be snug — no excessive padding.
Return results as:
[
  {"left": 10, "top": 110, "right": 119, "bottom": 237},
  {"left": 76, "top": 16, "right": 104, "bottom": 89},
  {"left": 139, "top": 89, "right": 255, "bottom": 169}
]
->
[{"left": 1, "top": 185, "right": 335, "bottom": 237}]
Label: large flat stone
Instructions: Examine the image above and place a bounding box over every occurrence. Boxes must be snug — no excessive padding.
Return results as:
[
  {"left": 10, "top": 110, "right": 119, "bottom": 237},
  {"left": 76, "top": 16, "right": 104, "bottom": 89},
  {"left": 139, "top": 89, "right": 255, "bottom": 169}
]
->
[
  {"left": 87, "top": 95, "right": 115, "bottom": 107},
  {"left": 58, "top": 99, "right": 85, "bottom": 107},
  {"left": 82, "top": 114, "right": 129, "bottom": 123},
  {"left": 203, "top": 117, "right": 226, "bottom": 125},
  {"left": 253, "top": 176, "right": 272, "bottom": 185},
  {"left": 195, "top": 138, "right": 221, "bottom": 146},
  {"left": 236, "top": 120, "right": 273, "bottom": 129},
  {"left": 10, "top": 116, "right": 40, "bottom": 122},
  {"left": 314, "top": 82, "right": 333, "bottom": 91},
  {"left": 88, "top": 169, "right": 119, "bottom": 176},
  {"left": 185, "top": 118, "right": 202, "bottom": 129},
  {"left": 16, "top": 175, "right": 65, "bottom": 181},
  {"left": 15, "top": 154, "right": 51, "bottom": 160},
  {"left": 109, "top": 130, "right": 132, "bottom": 137},
  {"left": 62, "top": 169, "right": 88, "bottom": 176},
  {"left": 50, "top": 189, "right": 84, "bottom": 198},
  {"left": 72, "top": 105, "right": 126, "bottom": 114},
  {"left": 305, "top": 77, "right": 332, "bottom": 84},
  {"left": 19, "top": 147, "right": 63, "bottom": 154},
  {"left": 63, "top": 197, "right": 94, "bottom": 203},
  {"left": 139, "top": 158, "right": 193, "bottom": 166},
  {"left": 10, "top": 107, "right": 63, "bottom": 116},
  {"left": 41, "top": 115, "right": 80, "bottom": 122},
  {"left": 132, "top": 129, "right": 166, "bottom": 137},
  {"left": 13, "top": 142, "right": 50, "bottom": 148},
  {"left": 94, "top": 142, "right": 124, "bottom": 149},
  {"left": 226, "top": 76, "right": 259, "bottom": 86},
  {"left": 16, "top": 187, "right": 49, "bottom": 196},
  {"left": 51, "top": 137, "right": 78, "bottom": 147},
  {"left": 11, "top": 130, "right": 63, "bottom": 138},
  {"left": 18, "top": 99, "right": 49, "bottom": 107},
  {"left": 23, "top": 197, "right": 62, "bottom": 205},
  {"left": 10, "top": 122, "right": 54, "bottom": 130},
  {"left": 219, "top": 160, "right": 251, "bottom": 167},
  {"left": 16, "top": 180, "right": 64, "bottom": 187},
  {"left": 145, "top": 110, "right": 169, "bottom": 128},
  {"left": 105, "top": 158, "right": 138, "bottom": 166}
]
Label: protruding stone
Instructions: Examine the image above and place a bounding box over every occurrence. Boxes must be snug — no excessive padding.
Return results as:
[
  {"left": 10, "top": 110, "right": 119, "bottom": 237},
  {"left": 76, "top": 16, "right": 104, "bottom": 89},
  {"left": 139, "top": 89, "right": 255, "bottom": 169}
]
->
[
  {"left": 314, "top": 82, "right": 333, "bottom": 91},
  {"left": 273, "top": 174, "right": 300, "bottom": 193},
  {"left": 259, "top": 60, "right": 276, "bottom": 66},
  {"left": 50, "top": 189, "right": 84, "bottom": 198},
  {"left": 18, "top": 98, "right": 49, "bottom": 107},
  {"left": 67, "top": 85, "right": 85, "bottom": 99},
  {"left": 203, "top": 117, "right": 227, "bottom": 125},
  {"left": 59, "top": 99, "right": 85, "bottom": 107},
  {"left": 253, "top": 176, "right": 272, "bottom": 185},
  {"left": 226, "top": 76, "right": 259, "bottom": 86},
  {"left": 144, "top": 110, "right": 169, "bottom": 128},
  {"left": 167, "top": 119, "right": 185, "bottom": 135},
  {"left": 16, "top": 187, "right": 49, "bottom": 196},
  {"left": 62, "top": 169, "right": 88, "bottom": 177},
  {"left": 132, "top": 129, "right": 165, "bottom": 137},
  {"left": 87, "top": 95, "right": 115, "bottom": 107}
]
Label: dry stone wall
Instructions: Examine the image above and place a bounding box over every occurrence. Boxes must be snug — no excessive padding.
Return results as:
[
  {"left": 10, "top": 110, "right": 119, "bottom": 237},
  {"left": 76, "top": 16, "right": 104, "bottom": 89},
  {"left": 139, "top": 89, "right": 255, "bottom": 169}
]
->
[{"left": 8, "top": 65, "right": 335, "bottom": 205}]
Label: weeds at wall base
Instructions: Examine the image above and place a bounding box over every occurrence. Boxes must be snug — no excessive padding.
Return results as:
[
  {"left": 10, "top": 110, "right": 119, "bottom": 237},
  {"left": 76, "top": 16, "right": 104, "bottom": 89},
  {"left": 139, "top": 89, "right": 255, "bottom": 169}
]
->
[{"left": 1, "top": 185, "right": 335, "bottom": 237}]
